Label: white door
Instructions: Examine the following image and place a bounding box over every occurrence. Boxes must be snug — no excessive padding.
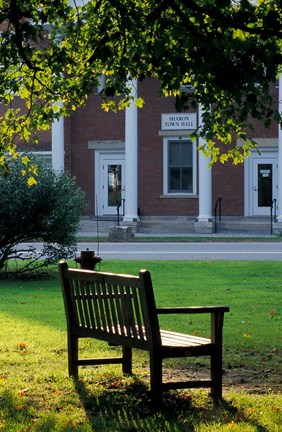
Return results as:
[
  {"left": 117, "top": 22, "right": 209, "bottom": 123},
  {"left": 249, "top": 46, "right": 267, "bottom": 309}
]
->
[
  {"left": 252, "top": 157, "right": 278, "bottom": 216},
  {"left": 100, "top": 156, "right": 125, "bottom": 216}
]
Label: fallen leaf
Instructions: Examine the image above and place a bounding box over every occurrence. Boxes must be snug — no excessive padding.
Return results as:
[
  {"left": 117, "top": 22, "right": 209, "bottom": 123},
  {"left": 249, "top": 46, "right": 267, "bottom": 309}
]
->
[
  {"left": 19, "top": 342, "right": 27, "bottom": 350},
  {"left": 15, "top": 405, "right": 24, "bottom": 411}
]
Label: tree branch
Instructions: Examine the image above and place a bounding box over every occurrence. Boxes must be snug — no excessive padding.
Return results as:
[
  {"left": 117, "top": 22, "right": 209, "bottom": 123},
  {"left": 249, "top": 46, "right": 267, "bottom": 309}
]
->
[
  {"left": 9, "top": 0, "right": 43, "bottom": 71},
  {"left": 171, "top": 0, "right": 282, "bottom": 38}
]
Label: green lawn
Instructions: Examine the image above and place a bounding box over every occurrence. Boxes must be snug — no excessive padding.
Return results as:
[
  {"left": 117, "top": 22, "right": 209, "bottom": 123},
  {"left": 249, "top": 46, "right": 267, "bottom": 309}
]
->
[{"left": 0, "top": 260, "right": 281, "bottom": 431}]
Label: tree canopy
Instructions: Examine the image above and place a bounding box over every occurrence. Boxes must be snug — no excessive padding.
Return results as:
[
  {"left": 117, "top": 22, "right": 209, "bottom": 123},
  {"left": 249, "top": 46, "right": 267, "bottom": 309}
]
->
[{"left": 0, "top": 0, "right": 281, "bottom": 176}]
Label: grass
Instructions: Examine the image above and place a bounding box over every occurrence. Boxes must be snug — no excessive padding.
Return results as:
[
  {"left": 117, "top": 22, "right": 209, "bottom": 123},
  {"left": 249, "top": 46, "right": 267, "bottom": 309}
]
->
[{"left": 0, "top": 260, "right": 281, "bottom": 431}]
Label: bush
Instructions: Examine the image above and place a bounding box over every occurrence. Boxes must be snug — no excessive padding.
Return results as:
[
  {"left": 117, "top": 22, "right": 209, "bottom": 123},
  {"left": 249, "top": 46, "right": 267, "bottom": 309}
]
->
[{"left": 0, "top": 154, "right": 87, "bottom": 273}]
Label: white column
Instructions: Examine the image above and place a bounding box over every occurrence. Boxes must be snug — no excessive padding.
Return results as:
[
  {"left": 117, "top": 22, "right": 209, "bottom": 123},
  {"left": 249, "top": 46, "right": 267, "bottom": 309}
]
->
[
  {"left": 197, "top": 104, "right": 213, "bottom": 221},
  {"left": 277, "top": 76, "right": 282, "bottom": 222},
  {"left": 51, "top": 102, "right": 64, "bottom": 171},
  {"left": 123, "top": 78, "right": 139, "bottom": 222}
]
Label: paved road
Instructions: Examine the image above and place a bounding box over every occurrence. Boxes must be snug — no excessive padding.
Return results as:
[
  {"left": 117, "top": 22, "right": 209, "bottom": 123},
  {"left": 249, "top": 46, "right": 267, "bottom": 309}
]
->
[
  {"left": 19, "top": 241, "right": 282, "bottom": 260},
  {"left": 75, "top": 241, "right": 282, "bottom": 261}
]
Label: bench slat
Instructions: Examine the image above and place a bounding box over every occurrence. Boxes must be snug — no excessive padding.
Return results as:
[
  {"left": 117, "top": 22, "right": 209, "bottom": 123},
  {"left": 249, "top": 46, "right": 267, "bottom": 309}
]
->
[
  {"left": 81, "top": 281, "right": 92, "bottom": 328},
  {"left": 116, "top": 285, "right": 127, "bottom": 335},
  {"left": 74, "top": 279, "right": 86, "bottom": 327},
  {"left": 160, "top": 329, "right": 211, "bottom": 347},
  {"left": 132, "top": 286, "right": 146, "bottom": 341}
]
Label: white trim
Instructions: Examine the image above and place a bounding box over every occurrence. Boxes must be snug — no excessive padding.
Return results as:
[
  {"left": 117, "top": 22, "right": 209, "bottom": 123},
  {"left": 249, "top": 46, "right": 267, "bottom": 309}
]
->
[
  {"left": 94, "top": 150, "right": 125, "bottom": 216},
  {"left": 51, "top": 101, "right": 64, "bottom": 171},
  {"left": 159, "top": 130, "right": 194, "bottom": 137},
  {"left": 244, "top": 149, "right": 278, "bottom": 216},
  {"left": 163, "top": 136, "right": 197, "bottom": 196},
  {"left": 35, "top": 151, "right": 52, "bottom": 167},
  {"left": 31, "top": 151, "right": 52, "bottom": 157},
  {"left": 197, "top": 103, "right": 212, "bottom": 221},
  {"left": 124, "top": 78, "right": 139, "bottom": 222},
  {"left": 244, "top": 156, "right": 251, "bottom": 216},
  {"left": 20, "top": 151, "right": 52, "bottom": 167},
  {"left": 277, "top": 75, "right": 282, "bottom": 221},
  {"left": 88, "top": 140, "right": 124, "bottom": 150}
]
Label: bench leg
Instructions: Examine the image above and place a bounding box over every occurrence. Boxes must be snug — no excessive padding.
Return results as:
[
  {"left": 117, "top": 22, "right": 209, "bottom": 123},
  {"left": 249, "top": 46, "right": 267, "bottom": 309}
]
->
[
  {"left": 150, "top": 351, "right": 163, "bottom": 407},
  {"left": 210, "top": 347, "right": 223, "bottom": 401},
  {"left": 68, "top": 335, "right": 79, "bottom": 379},
  {"left": 122, "top": 346, "right": 132, "bottom": 374},
  {"left": 210, "top": 312, "right": 224, "bottom": 401}
]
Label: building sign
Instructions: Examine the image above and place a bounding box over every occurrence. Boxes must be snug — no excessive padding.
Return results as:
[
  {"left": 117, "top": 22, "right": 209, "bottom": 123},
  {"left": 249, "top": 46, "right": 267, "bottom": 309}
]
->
[
  {"left": 161, "top": 113, "right": 197, "bottom": 130},
  {"left": 260, "top": 169, "right": 270, "bottom": 177}
]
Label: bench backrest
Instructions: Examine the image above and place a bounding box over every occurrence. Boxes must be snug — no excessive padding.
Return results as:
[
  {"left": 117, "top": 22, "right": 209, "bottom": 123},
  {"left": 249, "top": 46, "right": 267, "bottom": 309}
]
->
[{"left": 59, "top": 261, "right": 161, "bottom": 349}]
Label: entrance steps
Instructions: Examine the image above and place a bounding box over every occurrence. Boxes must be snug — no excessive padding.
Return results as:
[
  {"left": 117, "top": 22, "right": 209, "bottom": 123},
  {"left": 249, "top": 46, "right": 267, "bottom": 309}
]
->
[
  {"left": 214, "top": 217, "right": 272, "bottom": 236},
  {"left": 139, "top": 216, "right": 195, "bottom": 234},
  {"left": 140, "top": 216, "right": 274, "bottom": 235},
  {"left": 78, "top": 216, "right": 278, "bottom": 236},
  {"left": 78, "top": 217, "right": 119, "bottom": 236}
]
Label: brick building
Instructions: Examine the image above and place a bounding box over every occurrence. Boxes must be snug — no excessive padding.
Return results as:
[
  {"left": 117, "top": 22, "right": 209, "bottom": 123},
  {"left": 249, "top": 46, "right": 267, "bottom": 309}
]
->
[{"left": 36, "top": 77, "right": 282, "bottom": 233}]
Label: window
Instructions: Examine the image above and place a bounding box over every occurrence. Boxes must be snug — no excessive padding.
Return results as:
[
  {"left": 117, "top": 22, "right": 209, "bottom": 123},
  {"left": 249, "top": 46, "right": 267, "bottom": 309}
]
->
[
  {"left": 163, "top": 138, "right": 196, "bottom": 195},
  {"left": 39, "top": 152, "right": 52, "bottom": 168},
  {"left": 20, "top": 151, "right": 52, "bottom": 168}
]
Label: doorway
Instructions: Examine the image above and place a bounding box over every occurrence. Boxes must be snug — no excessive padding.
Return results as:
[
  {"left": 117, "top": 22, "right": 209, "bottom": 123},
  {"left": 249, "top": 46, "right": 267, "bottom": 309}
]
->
[
  {"left": 251, "top": 156, "right": 278, "bottom": 216},
  {"left": 95, "top": 153, "right": 125, "bottom": 216}
]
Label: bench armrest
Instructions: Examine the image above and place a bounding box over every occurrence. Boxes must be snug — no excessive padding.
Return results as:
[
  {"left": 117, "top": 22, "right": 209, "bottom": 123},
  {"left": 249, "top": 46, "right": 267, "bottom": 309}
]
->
[
  {"left": 156, "top": 306, "right": 229, "bottom": 344},
  {"left": 156, "top": 306, "right": 229, "bottom": 314}
]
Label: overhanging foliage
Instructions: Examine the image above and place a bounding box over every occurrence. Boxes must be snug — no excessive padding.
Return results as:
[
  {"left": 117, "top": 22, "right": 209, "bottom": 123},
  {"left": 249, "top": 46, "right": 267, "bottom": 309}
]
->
[{"left": 0, "top": 0, "right": 281, "bottom": 175}]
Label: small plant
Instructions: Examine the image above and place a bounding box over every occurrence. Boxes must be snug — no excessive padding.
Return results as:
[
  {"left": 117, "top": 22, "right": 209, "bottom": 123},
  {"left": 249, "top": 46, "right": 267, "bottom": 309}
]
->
[{"left": 0, "top": 154, "right": 87, "bottom": 274}]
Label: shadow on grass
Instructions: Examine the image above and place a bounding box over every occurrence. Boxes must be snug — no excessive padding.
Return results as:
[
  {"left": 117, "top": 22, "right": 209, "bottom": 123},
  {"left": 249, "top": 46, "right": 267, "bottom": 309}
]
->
[
  {"left": 0, "top": 382, "right": 271, "bottom": 431},
  {"left": 74, "top": 376, "right": 269, "bottom": 432}
]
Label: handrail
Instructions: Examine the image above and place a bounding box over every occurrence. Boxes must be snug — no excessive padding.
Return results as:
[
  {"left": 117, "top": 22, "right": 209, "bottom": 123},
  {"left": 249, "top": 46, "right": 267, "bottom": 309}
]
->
[
  {"left": 117, "top": 200, "right": 122, "bottom": 226},
  {"left": 116, "top": 198, "right": 125, "bottom": 226},
  {"left": 214, "top": 197, "right": 222, "bottom": 234},
  {"left": 270, "top": 198, "right": 277, "bottom": 235}
]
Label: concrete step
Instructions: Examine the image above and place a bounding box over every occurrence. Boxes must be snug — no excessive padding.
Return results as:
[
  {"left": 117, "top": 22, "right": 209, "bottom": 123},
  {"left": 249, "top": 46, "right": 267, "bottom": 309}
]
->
[
  {"left": 78, "top": 218, "right": 119, "bottom": 236},
  {"left": 139, "top": 216, "right": 195, "bottom": 234},
  {"left": 140, "top": 216, "right": 274, "bottom": 235},
  {"left": 215, "top": 217, "right": 272, "bottom": 235},
  {"left": 78, "top": 216, "right": 276, "bottom": 236}
]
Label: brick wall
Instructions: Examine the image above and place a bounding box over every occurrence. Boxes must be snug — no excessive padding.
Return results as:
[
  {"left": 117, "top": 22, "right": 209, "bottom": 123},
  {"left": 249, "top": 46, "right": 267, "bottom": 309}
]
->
[
  {"left": 212, "top": 162, "right": 244, "bottom": 216},
  {"left": 138, "top": 78, "right": 199, "bottom": 217},
  {"left": 4, "top": 78, "right": 278, "bottom": 218},
  {"left": 65, "top": 94, "right": 125, "bottom": 215}
]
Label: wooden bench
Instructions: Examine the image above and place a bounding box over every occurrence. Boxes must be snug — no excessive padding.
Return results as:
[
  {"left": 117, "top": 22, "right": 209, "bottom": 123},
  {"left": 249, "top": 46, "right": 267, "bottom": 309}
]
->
[{"left": 59, "top": 261, "right": 229, "bottom": 405}]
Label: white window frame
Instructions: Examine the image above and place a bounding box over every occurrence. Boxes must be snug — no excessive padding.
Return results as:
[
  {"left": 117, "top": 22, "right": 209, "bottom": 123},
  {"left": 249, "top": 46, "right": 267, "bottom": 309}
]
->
[
  {"left": 35, "top": 151, "right": 52, "bottom": 167},
  {"left": 163, "top": 137, "right": 196, "bottom": 196},
  {"left": 19, "top": 151, "right": 52, "bottom": 168}
]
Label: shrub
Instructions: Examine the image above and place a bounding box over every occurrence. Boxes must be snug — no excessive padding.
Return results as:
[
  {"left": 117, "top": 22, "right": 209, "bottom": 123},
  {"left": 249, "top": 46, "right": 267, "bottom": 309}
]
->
[{"left": 0, "top": 154, "right": 87, "bottom": 273}]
